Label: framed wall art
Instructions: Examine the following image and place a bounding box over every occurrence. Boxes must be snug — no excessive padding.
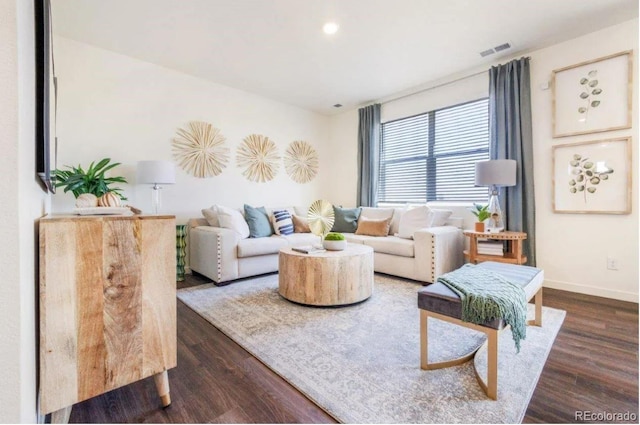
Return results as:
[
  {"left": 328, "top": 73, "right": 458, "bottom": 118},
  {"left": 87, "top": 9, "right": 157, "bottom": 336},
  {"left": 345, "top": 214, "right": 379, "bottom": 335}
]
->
[
  {"left": 552, "top": 50, "right": 632, "bottom": 138},
  {"left": 552, "top": 137, "right": 631, "bottom": 214}
]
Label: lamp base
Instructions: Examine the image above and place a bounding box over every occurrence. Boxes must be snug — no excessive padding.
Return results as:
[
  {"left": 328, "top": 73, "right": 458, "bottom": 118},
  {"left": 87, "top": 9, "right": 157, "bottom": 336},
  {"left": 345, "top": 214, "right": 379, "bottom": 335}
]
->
[
  {"left": 151, "top": 185, "right": 163, "bottom": 214},
  {"left": 487, "top": 189, "right": 505, "bottom": 232}
]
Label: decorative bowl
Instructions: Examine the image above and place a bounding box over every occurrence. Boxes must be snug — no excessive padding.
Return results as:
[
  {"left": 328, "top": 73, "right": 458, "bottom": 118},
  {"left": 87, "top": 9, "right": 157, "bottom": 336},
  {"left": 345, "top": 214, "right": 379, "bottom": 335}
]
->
[{"left": 323, "top": 239, "right": 347, "bottom": 251}]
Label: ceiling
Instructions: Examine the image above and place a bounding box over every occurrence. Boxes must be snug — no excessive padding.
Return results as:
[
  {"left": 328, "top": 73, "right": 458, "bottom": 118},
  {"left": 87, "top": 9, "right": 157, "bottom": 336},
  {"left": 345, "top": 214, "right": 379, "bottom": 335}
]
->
[{"left": 51, "top": 0, "right": 638, "bottom": 115}]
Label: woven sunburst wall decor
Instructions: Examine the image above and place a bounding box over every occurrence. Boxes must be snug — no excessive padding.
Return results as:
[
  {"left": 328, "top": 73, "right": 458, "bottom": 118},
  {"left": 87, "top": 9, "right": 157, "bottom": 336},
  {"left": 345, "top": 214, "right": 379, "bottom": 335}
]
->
[
  {"left": 236, "top": 134, "right": 280, "bottom": 182},
  {"left": 172, "top": 121, "right": 229, "bottom": 178},
  {"left": 284, "top": 140, "right": 319, "bottom": 184}
]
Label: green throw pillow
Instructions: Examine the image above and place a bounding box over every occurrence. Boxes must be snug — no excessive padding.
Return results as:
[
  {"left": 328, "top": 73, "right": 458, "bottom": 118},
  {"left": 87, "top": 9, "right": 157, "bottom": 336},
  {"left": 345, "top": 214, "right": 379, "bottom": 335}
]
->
[
  {"left": 332, "top": 206, "right": 361, "bottom": 233},
  {"left": 244, "top": 205, "right": 273, "bottom": 238}
]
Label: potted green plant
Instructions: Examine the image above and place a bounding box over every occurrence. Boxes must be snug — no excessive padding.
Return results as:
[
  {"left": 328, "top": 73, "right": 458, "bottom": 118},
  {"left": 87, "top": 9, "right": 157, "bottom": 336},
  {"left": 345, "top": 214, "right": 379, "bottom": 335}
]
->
[
  {"left": 323, "top": 232, "right": 346, "bottom": 251},
  {"left": 469, "top": 203, "right": 490, "bottom": 232},
  {"left": 54, "top": 158, "right": 128, "bottom": 203}
]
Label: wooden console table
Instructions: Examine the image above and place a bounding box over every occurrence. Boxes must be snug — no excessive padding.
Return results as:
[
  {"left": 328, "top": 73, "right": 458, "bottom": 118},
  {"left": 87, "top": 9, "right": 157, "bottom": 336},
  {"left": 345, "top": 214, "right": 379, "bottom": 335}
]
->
[
  {"left": 463, "top": 230, "right": 527, "bottom": 265},
  {"left": 39, "top": 214, "right": 177, "bottom": 422}
]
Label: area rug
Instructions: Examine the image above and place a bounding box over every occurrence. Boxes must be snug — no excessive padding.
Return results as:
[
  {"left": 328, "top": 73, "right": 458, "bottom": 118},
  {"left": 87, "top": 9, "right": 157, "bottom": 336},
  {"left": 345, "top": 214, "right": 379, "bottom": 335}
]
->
[{"left": 177, "top": 274, "right": 565, "bottom": 423}]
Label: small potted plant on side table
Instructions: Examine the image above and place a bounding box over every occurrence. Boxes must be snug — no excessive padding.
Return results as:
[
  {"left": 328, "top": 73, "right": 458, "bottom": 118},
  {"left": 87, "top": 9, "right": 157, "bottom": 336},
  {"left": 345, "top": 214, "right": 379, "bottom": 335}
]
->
[{"left": 469, "top": 203, "right": 490, "bottom": 233}]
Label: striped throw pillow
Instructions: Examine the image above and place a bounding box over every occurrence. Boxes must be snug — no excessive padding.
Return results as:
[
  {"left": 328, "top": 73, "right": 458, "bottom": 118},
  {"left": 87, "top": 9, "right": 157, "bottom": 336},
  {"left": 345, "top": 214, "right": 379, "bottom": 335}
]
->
[{"left": 271, "top": 210, "right": 294, "bottom": 235}]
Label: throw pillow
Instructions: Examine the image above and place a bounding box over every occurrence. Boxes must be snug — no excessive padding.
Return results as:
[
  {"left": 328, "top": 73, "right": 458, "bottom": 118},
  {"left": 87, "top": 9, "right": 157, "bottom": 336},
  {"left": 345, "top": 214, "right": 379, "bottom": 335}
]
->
[
  {"left": 332, "top": 206, "right": 361, "bottom": 233},
  {"left": 271, "top": 210, "right": 294, "bottom": 235},
  {"left": 355, "top": 217, "right": 392, "bottom": 237},
  {"left": 395, "top": 206, "right": 430, "bottom": 239},
  {"left": 359, "top": 207, "right": 394, "bottom": 222},
  {"left": 244, "top": 204, "right": 273, "bottom": 238},
  {"left": 429, "top": 208, "right": 453, "bottom": 227},
  {"left": 216, "top": 205, "right": 250, "bottom": 239},
  {"left": 201, "top": 206, "right": 219, "bottom": 227},
  {"left": 292, "top": 214, "right": 311, "bottom": 233}
]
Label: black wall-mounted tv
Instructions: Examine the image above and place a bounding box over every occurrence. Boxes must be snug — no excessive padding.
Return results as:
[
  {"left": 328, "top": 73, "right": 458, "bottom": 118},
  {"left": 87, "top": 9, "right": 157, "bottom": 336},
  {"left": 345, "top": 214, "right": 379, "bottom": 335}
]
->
[{"left": 34, "top": 0, "right": 56, "bottom": 193}]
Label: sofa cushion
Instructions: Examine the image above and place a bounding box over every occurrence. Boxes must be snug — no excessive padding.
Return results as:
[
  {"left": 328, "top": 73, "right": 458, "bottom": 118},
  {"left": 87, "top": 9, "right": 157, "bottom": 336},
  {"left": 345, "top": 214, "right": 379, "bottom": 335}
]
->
[
  {"left": 217, "top": 205, "right": 250, "bottom": 239},
  {"left": 237, "top": 236, "right": 288, "bottom": 258},
  {"left": 355, "top": 217, "right": 391, "bottom": 236},
  {"left": 271, "top": 210, "right": 294, "bottom": 235},
  {"left": 244, "top": 205, "right": 273, "bottom": 238},
  {"left": 360, "top": 207, "right": 394, "bottom": 221},
  {"left": 281, "top": 233, "right": 321, "bottom": 246},
  {"left": 342, "top": 233, "right": 366, "bottom": 244},
  {"left": 292, "top": 214, "right": 311, "bottom": 233},
  {"left": 363, "top": 236, "right": 415, "bottom": 258},
  {"left": 332, "top": 206, "right": 361, "bottom": 232},
  {"left": 389, "top": 208, "right": 405, "bottom": 236},
  {"left": 396, "top": 206, "right": 430, "bottom": 239},
  {"left": 430, "top": 208, "right": 453, "bottom": 226},
  {"left": 201, "top": 206, "right": 219, "bottom": 227}
]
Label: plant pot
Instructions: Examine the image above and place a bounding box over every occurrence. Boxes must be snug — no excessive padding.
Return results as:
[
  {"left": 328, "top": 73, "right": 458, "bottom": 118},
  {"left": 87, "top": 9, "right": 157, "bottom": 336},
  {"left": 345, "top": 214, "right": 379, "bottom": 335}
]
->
[
  {"left": 323, "top": 239, "right": 347, "bottom": 251},
  {"left": 474, "top": 222, "right": 485, "bottom": 232}
]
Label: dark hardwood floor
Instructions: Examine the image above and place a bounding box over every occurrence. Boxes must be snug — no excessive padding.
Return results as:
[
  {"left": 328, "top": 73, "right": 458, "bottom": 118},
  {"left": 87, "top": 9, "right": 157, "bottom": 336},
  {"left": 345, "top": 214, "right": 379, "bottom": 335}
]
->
[{"left": 68, "top": 274, "right": 638, "bottom": 424}]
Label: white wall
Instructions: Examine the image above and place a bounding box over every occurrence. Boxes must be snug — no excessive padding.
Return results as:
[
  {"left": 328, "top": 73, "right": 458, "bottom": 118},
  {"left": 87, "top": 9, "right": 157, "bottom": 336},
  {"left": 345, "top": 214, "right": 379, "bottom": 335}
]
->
[
  {"left": 0, "top": 1, "right": 22, "bottom": 420},
  {"left": 531, "top": 19, "right": 638, "bottom": 302},
  {"left": 328, "top": 18, "right": 639, "bottom": 302},
  {"left": 0, "top": 0, "right": 48, "bottom": 422},
  {"left": 53, "top": 37, "right": 331, "bottom": 223}
]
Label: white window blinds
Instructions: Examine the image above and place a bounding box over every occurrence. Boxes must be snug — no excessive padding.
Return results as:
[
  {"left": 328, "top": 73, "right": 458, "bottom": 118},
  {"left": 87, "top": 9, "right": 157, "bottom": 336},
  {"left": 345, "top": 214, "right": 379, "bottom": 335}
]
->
[{"left": 378, "top": 98, "right": 489, "bottom": 204}]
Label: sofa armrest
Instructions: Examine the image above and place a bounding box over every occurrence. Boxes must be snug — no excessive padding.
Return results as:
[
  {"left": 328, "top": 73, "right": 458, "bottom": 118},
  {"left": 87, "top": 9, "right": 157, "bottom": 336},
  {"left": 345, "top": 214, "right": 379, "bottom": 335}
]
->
[
  {"left": 189, "top": 226, "right": 240, "bottom": 283},
  {"left": 413, "top": 226, "right": 464, "bottom": 283}
]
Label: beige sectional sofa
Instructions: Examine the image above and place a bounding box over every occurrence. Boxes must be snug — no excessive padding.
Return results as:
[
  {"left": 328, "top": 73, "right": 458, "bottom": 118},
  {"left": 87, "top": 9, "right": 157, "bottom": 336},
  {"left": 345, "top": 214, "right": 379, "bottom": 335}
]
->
[{"left": 188, "top": 206, "right": 464, "bottom": 285}]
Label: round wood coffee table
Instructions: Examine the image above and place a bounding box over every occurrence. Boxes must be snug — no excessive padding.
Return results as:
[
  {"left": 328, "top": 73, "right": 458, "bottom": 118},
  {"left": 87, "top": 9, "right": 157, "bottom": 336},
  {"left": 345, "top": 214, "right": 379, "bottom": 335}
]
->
[{"left": 278, "top": 244, "right": 374, "bottom": 306}]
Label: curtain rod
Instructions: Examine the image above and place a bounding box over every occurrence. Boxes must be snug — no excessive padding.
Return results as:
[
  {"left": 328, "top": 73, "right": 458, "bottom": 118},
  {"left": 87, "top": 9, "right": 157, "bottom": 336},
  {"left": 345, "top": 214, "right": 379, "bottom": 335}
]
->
[
  {"left": 381, "top": 69, "right": 487, "bottom": 105},
  {"left": 381, "top": 56, "right": 532, "bottom": 105}
]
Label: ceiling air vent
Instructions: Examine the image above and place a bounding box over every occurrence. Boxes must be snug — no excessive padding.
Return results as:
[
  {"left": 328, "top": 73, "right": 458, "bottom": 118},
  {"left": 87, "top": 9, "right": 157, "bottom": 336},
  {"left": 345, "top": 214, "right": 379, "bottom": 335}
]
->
[
  {"left": 480, "top": 49, "right": 495, "bottom": 58},
  {"left": 480, "top": 42, "right": 512, "bottom": 58}
]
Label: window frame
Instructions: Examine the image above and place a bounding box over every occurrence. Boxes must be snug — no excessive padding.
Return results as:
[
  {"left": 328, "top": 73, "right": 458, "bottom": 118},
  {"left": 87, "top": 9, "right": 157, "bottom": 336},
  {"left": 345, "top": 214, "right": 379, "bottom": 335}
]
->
[{"left": 377, "top": 97, "right": 490, "bottom": 205}]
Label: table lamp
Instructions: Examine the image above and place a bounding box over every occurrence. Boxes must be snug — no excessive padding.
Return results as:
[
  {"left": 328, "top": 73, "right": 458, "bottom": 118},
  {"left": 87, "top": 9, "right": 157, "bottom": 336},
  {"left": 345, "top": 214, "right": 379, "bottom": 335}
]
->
[
  {"left": 475, "top": 159, "right": 516, "bottom": 232},
  {"left": 137, "top": 160, "right": 176, "bottom": 214}
]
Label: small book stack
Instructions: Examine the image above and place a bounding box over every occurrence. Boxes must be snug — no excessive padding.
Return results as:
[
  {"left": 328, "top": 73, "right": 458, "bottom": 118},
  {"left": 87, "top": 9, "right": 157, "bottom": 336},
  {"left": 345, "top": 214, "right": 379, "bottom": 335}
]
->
[{"left": 477, "top": 240, "right": 504, "bottom": 256}]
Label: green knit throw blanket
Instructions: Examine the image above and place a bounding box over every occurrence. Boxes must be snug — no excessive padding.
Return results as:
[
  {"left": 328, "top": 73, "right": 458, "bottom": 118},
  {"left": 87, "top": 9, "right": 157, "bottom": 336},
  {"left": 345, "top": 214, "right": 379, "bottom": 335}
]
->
[{"left": 437, "top": 264, "right": 527, "bottom": 352}]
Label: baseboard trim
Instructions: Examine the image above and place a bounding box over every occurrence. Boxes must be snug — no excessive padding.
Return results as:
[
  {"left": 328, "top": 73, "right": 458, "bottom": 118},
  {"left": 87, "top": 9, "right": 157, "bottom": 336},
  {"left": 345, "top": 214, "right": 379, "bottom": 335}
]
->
[{"left": 544, "top": 279, "right": 638, "bottom": 303}]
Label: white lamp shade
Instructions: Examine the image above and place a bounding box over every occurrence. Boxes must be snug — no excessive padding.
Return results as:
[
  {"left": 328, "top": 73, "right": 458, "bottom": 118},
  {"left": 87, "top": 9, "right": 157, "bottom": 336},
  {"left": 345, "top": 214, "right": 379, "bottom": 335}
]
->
[
  {"left": 475, "top": 159, "right": 517, "bottom": 187},
  {"left": 137, "top": 160, "right": 176, "bottom": 185}
]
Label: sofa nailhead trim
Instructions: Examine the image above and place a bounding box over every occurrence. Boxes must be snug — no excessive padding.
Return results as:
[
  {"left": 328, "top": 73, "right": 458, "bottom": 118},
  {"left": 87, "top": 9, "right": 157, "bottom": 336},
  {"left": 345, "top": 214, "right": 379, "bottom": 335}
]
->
[
  {"left": 216, "top": 236, "right": 222, "bottom": 282},
  {"left": 430, "top": 234, "right": 436, "bottom": 281}
]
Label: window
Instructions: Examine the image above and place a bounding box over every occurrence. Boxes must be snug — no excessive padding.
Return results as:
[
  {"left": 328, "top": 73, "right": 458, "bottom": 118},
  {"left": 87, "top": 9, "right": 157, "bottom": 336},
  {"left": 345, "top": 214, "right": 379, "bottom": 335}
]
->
[{"left": 377, "top": 98, "right": 489, "bottom": 204}]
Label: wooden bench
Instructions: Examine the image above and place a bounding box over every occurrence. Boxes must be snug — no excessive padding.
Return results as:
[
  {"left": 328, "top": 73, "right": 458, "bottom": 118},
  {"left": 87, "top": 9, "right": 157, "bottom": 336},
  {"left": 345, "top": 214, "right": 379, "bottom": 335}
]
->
[{"left": 417, "top": 261, "right": 543, "bottom": 400}]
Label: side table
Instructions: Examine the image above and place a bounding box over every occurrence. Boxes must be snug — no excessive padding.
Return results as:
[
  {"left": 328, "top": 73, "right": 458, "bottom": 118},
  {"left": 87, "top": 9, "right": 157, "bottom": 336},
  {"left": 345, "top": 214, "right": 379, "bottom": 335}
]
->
[{"left": 463, "top": 230, "right": 527, "bottom": 265}]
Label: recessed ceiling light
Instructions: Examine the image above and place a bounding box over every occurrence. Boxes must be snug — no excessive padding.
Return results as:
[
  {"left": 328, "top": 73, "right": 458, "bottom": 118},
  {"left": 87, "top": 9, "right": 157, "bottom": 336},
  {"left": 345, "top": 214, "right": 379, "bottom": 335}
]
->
[
  {"left": 333, "top": 103, "right": 343, "bottom": 108},
  {"left": 323, "top": 22, "right": 339, "bottom": 35}
]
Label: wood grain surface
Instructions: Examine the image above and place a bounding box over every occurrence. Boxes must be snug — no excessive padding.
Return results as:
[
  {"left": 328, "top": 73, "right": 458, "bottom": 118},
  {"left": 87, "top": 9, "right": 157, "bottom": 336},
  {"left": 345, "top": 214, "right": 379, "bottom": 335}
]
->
[
  {"left": 278, "top": 244, "right": 374, "bottom": 306},
  {"left": 39, "top": 215, "right": 177, "bottom": 415}
]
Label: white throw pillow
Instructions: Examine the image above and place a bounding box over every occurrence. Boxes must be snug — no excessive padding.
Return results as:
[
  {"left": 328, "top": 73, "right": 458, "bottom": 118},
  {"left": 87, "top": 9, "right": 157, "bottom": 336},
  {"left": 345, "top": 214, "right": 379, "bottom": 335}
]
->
[
  {"left": 201, "top": 205, "right": 219, "bottom": 227},
  {"left": 429, "top": 208, "right": 453, "bottom": 227},
  {"left": 395, "top": 206, "right": 431, "bottom": 239},
  {"left": 216, "top": 205, "right": 250, "bottom": 239}
]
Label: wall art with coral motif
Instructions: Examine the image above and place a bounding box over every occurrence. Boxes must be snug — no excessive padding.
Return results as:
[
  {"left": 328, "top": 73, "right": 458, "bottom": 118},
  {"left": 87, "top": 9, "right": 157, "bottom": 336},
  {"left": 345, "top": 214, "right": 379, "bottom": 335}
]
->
[
  {"left": 552, "top": 51, "right": 632, "bottom": 138},
  {"left": 552, "top": 137, "right": 631, "bottom": 214}
]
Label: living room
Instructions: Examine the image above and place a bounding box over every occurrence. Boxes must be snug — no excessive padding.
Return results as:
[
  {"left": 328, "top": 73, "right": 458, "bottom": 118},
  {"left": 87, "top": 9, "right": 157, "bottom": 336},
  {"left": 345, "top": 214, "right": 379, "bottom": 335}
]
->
[{"left": 1, "top": 0, "right": 638, "bottom": 423}]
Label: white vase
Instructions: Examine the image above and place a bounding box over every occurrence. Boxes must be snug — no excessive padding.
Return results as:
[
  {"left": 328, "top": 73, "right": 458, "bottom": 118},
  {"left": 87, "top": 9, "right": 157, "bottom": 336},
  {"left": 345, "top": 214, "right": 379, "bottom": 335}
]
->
[{"left": 323, "top": 239, "right": 346, "bottom": 251}]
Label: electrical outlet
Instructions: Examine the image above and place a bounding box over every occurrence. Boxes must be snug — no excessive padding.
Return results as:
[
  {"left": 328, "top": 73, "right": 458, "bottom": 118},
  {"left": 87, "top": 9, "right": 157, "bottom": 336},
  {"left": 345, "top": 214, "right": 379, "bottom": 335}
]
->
[{"left": 607, "top": 257, "right": 619, "bottom": 270}]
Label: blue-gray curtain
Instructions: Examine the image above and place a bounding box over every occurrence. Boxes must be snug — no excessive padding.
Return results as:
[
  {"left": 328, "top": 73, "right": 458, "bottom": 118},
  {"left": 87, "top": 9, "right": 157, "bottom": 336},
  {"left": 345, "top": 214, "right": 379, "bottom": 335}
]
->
[
  {"left": 357, "top": 103, "right": 381, "bottom": 207},
  {"left": 489, "top": 57, "right": 536, "bottom": 265}
]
